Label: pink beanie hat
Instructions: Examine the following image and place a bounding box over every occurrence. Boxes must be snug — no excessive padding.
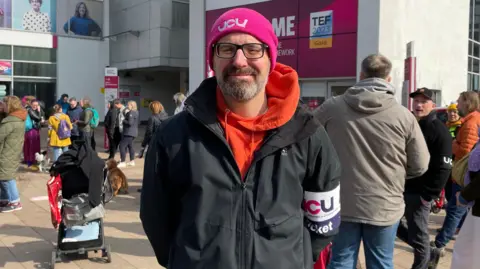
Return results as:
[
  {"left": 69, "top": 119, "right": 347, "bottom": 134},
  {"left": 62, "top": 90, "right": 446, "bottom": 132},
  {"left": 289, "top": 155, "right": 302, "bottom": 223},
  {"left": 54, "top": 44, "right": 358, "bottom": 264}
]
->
[{"left": 207, "top": 8, "right": 278, "bottom": 73}]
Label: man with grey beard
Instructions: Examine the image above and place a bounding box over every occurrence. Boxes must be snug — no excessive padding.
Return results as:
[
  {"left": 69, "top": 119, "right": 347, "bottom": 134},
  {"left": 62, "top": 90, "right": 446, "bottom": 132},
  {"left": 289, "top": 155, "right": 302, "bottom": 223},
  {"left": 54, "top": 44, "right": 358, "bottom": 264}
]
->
[{"left": 140, "top": 7, "right": 341, "bottom": 269}]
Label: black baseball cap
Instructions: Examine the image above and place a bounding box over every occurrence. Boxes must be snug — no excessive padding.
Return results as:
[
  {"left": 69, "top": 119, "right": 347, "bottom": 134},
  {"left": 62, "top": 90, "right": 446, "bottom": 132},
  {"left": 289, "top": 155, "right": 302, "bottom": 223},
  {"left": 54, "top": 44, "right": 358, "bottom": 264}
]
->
[{"left": 409, "top": 87, "right": 433, "bottom": 100}]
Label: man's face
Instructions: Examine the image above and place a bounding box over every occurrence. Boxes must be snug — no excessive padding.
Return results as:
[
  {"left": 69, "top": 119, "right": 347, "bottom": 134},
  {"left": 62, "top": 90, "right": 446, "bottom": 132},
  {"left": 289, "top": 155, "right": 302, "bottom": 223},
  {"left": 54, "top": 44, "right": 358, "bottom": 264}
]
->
[
  {"left": 115, "top": 103, "right": 122, "bottom": 109},
  {"left": 413, "top": 95, "right": 435, "bottom": 118},
  {"left": 448, "top": 110, "right": 460, "bottom": 122},
  {"left": 63, "top": 96, "right": 68, "bottom": 103},
  {"left": 457, "top": 97, "right": 467, "bottom": 117},
  {"left": 31, "top": 0, "right": 41, "bottom": 12},
  {"left": 213, "top": 33, "right": 270, "bottom": 102},
  {"left": 69, "top": 100, "right": 77, "bottom": 108}
]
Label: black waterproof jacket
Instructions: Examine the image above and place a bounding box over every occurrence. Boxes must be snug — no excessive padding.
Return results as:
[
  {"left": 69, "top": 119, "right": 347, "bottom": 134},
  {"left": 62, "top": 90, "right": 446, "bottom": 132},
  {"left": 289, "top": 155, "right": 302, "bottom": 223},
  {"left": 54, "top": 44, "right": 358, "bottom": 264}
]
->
[
  {"left": 405, "top": 111, "right": 453, "bottom": 201},
  {"left": 141, "top": 110, "right": 169, "bottom": 147},
  {"left": 140, "top": 78, "right": 342, "bottom": 269}
]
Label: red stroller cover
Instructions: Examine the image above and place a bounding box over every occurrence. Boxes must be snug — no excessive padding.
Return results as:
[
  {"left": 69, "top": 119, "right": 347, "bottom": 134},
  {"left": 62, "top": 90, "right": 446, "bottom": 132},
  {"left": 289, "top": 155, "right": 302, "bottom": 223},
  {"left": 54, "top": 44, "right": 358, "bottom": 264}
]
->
[
  {"left": 47, "top": 174, "right": 62, "bottom": 229},
  {"left": 314, "top": 243, "right": 332, "bottom": 269}
]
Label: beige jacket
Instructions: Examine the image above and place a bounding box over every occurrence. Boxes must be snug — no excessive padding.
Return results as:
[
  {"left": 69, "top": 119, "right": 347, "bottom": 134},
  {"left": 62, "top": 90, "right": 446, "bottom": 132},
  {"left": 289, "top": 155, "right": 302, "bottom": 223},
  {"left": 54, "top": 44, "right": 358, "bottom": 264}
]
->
[{"left": 314, "top": 78, "right": 430, "bottom": 226}]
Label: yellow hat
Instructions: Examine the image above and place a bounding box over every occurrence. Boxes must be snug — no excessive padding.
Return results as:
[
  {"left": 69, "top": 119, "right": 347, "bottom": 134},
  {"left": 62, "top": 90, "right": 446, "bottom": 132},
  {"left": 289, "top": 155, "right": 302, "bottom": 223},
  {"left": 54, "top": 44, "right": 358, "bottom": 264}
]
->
[{"left": 447, "top": 103, "right": 457, "bottom": 111}]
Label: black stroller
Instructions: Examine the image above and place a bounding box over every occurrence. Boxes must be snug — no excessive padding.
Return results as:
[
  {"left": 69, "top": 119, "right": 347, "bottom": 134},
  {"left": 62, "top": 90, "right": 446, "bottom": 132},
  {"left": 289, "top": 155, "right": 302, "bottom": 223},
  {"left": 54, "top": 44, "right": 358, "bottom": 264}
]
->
[{"left": 48, "top": 142, "right": 114, "bottom": 268}]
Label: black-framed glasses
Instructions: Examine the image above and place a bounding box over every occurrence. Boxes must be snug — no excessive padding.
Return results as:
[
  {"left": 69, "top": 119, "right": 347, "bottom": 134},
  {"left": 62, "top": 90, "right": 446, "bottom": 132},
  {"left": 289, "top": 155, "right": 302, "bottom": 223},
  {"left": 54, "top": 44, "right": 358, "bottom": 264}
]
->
[{"left": 213, "top": 43, "right": 268, "bottom": 59}]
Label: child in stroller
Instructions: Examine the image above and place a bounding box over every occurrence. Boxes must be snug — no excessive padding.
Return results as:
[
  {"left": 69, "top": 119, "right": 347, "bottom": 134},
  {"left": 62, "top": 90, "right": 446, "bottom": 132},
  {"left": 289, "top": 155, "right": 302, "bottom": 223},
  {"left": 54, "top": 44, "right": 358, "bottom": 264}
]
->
[{"left": 47, "top": 141, "right": 114, "bottom": 268}]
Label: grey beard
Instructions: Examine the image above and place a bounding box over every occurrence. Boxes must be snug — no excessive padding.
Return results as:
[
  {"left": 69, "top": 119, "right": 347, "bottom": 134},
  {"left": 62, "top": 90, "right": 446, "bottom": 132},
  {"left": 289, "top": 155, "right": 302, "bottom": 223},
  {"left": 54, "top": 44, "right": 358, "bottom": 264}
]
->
[{"left": 218, "top": 77, "right": 267, "bottom": 102}]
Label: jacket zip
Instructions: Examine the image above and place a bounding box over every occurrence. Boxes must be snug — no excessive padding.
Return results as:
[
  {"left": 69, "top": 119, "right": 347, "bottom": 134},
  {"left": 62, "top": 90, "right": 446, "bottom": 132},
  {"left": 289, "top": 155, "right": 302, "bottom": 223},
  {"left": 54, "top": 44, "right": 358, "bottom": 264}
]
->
[
  {"left": 239, "top": 131, "right": 277, "bottom": 269},
  {"left": 187, "top": 107, "right": 279, "bottom": 269}
]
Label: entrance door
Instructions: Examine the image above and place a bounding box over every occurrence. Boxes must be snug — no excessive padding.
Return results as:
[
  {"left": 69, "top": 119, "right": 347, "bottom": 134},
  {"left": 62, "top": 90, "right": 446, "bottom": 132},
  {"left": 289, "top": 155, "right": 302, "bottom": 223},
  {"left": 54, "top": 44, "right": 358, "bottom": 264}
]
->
[
  {"left": 13, "top": 79, "right": 56, "bottom": 116},
  {"left": 327, "top": 80, "right": 356, "bottom": 98},
  {"left": 0, "top": 81, "right": 11, "bottom": 96}
]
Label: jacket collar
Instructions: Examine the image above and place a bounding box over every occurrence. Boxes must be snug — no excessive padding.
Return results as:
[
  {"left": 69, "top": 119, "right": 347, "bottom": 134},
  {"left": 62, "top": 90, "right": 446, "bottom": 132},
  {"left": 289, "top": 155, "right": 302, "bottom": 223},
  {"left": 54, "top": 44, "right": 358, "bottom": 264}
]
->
[
  {"left": 185, "top": 77, "right": 320, "bottom": 150},
  {"left": 419, "top": 110, "right": 437, "bottom": 123}
]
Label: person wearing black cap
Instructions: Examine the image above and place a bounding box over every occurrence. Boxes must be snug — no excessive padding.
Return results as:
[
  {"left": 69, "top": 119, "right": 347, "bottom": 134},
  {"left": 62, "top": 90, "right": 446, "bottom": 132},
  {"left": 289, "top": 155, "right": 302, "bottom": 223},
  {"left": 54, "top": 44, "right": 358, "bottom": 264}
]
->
[{"left": 397, "top": 87, "right": 453, "bottom": 269}]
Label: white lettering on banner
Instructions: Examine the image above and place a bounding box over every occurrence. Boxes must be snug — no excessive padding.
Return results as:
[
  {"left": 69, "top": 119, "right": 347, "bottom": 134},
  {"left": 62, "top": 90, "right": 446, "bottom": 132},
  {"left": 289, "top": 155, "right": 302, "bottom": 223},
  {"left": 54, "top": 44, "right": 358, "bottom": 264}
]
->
[
  {"left": 277, "top": 42, "right": 296, "bottom": 56},
  {"left": 303, "top": 185, "right": 340, "bottom": 222},
  {"left": 217, "top": 19, "right": 248, "bottom": 32},
  {"left": 271, "top": 16, "right": 296, "bottom": 37}
]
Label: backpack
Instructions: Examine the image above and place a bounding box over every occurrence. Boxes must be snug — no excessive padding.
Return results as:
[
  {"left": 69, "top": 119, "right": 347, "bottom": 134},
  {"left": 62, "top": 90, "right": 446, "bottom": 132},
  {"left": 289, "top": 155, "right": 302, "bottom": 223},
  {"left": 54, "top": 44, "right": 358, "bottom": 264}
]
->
[
  {"left": 25, "top": 114, "right": 33, "bottom": 132},
  {"left": 86, "top": 108, "right": 99, "bottom": 128},
  {"left": 56, "top": 115, "right": 71, "bottom": 140}
]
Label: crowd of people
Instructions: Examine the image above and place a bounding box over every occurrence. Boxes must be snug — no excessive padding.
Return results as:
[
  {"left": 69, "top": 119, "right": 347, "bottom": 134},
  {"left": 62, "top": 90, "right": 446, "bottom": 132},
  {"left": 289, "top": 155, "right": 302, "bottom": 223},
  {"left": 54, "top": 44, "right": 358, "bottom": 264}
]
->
[{"left": 138, "top": 7, "right": 480, "bottom": 269}]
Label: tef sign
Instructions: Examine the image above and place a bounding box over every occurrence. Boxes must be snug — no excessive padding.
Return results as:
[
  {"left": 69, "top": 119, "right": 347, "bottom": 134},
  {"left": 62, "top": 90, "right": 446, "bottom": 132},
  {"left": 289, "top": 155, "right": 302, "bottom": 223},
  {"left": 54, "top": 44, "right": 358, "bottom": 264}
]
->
[{"left": 310, "top": 10, "right": 333, "bottom": 49}]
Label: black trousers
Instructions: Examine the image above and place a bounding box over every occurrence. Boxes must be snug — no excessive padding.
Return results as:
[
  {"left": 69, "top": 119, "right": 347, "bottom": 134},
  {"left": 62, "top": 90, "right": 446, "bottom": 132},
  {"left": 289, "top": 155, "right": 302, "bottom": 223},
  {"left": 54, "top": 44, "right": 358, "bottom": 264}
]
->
[
  {"left": 119, "top": 135, "right": 135, "bottom": 162},
  {"left": 397, "top": 193, "right": 431, "bottom": 269},
  {"left": 82, "top": 131, "right": 94, "bottom": 151},
  {"left": 108, "top": 128, "right": 122, "bottom": 159}
]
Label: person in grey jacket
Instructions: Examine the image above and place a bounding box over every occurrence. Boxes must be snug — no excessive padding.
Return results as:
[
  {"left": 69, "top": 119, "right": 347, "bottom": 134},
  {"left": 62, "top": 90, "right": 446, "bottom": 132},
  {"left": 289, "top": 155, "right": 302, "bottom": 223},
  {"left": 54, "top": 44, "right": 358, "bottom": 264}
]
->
[
  {"left": 315, "top": 54, "right": 430, "bottom": 269},
  {"left": 118, "top": 100, "right": 139, "bottom": 168}
]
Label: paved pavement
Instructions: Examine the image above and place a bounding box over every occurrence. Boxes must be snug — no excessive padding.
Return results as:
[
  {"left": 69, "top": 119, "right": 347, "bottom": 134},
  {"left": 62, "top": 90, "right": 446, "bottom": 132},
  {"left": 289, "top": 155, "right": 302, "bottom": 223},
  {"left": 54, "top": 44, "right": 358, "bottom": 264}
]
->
[{"left": 0, "top": 128, "right": 455, "bottom": 269}]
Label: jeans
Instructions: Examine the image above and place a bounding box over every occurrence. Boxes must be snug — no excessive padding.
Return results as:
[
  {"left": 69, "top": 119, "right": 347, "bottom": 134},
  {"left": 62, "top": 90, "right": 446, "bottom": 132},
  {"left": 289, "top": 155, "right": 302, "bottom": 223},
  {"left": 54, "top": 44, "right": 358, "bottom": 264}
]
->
[
  {"left": 397, "top": 193, "right": 431, "bottom": 269},
  {"left": 52, "top": 146, "right": 69, "bottom": 162},
  {"left": 328, "top": 221, "right": 400, "bottom": 269},
  {"left": 119, "top": 135, "right": 135, "bottom": 162},
  {"left": 435, "top": 182, "right": 469, "bottom": 248},
  {"left": 0, "top": 179, "right": 20, "bottom": 203}
]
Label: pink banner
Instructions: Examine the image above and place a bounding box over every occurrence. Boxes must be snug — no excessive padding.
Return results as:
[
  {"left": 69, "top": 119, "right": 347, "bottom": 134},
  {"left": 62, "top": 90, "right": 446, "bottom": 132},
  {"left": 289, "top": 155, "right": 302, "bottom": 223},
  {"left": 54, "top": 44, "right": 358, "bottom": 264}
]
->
[{"left": 206, "top": 0, "right": 358, "bottom": 78}]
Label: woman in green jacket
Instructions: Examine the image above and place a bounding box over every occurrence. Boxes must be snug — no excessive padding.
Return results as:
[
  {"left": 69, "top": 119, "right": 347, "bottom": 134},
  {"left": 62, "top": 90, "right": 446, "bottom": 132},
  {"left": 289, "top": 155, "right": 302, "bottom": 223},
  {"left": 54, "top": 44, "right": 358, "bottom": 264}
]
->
[{"left": 0, "top": 96, "right": 27, "bottom": 213}]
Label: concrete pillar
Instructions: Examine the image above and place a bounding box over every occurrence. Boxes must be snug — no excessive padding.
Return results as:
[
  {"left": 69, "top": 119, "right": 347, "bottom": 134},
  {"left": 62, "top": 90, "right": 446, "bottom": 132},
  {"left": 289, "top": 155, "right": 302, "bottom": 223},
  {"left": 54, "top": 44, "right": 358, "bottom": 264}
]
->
[{"left": 188, "top": 0, "right": 206, "bottom": 94}]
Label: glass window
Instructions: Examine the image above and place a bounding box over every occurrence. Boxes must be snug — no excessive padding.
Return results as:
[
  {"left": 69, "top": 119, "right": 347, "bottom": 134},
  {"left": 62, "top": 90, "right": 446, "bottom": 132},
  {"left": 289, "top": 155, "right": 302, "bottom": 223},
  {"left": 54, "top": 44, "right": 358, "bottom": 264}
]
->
[
  {"left": 469, "top": 56, "right": 473, "bottom": 72},
  {"left": 13, "top": 62, "right": 57, "bottom": 77},
  {"left": 475, "top": 42, "right": 480, "bottom": 58},
  {"left": 13, "top": 46, "right": 56, "bottom": 62},
  {"left": 468, "top": 73, "right": 473, "bottom": 91},
  {"left": 474, "top": 74, "right": 480, "bottom": 91},
  {"left": 172, "top": 1, "right": 189, "bottom": 29},
  {"left": 474, "top": 58, "right": 480, "bottom": 73},
  {"left": 470, "top": 41, "right": 473, "bottom": 55},
  {"left": 0, "top": 45, "right": 11, "bottom": 60}
]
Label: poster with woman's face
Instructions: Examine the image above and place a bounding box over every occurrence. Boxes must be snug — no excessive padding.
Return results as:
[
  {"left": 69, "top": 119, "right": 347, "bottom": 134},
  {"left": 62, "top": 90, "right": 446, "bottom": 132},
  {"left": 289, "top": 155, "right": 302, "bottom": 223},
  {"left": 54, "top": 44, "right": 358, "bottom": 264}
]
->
[
  {"left": 57, "top": 0, "right": 103, "bottom": 37},
  {"left": 0, "top": 0, "right": 12, "bottom": 28},
  {"left": 13, "top": 0, "right": 57, "bottom": 33}
]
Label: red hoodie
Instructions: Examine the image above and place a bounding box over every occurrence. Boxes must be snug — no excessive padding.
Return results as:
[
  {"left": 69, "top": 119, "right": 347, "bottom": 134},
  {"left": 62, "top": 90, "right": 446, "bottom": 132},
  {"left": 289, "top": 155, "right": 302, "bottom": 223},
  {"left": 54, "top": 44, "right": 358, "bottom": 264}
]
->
[{"left": 216, "top": 63, "right": 300, "bottom": 179}]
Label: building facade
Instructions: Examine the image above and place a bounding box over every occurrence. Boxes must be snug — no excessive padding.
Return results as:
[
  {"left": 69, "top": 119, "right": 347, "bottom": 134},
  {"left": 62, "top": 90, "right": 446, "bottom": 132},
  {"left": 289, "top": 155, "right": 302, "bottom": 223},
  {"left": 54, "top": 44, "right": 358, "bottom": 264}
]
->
[
  {"left": 190, "top": 0, "right": 469, "bottom": 108},
  {"left": 468, "top": 0, "right": 480, "bottom": 91},
  {"left": 0, "top": 0, "right": 188, "bottom": 120}
]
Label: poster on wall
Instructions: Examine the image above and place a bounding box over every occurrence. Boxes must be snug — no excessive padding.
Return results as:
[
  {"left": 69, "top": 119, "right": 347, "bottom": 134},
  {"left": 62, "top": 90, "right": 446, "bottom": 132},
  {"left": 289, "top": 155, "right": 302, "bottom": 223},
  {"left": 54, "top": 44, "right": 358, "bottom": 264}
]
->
[
  {"left": 0, "top": 0, "right": 12, "bottom": 28},
  {"left": 205, "top": 0, "right": 358, "bottom": 79},
  {"left": 0, "top": 61, "right": 12, "bottom": 76},
  {"left": 13, "top": 0, "right": 57, "bottom": 33},
  {"left": 57, "top": 0, "right": 103, "bottom": 37}
]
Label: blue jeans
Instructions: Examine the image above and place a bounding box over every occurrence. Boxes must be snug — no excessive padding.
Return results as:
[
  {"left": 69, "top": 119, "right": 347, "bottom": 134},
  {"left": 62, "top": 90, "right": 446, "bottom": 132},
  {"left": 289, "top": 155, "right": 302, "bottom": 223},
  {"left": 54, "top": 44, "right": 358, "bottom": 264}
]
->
[
  {"left": 0, "top": 179, "right": 20, "bottom": 203},
  {"left": 52, "top": 146, "right": 69, "bottom": 162},
  {"left": 328, "top": 221, "right": 400, "bottom": 269},
  {"left": 435, "top": 182, "right": 468, "bottom": 248}
]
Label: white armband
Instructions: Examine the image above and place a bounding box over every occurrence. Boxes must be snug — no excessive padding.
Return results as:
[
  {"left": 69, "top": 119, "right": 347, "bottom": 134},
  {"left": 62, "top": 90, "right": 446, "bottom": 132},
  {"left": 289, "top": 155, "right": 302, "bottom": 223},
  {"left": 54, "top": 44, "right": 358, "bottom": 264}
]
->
[{"left": 303, "top": 185, "right": 341, "bottom": 235}]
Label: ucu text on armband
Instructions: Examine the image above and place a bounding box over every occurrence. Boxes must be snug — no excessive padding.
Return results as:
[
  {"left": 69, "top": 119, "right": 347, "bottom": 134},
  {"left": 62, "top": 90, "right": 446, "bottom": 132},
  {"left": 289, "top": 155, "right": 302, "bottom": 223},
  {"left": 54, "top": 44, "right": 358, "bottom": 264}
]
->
[
  {"left": 443, "top": 156, "right": 453, "bottom": 166},
  {"left": 303, "top": 185, "right": 341, "bottom": 235}
]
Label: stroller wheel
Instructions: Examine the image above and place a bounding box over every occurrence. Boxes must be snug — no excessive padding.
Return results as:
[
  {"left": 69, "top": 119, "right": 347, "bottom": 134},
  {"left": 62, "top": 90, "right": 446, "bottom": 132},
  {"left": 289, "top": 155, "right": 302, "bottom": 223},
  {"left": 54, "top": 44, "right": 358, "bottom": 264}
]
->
[
  {"left": 431, "top": 206, "right": 442, "bottom": 214},
  {"left": 103, "top": 244, "right": 112, "bottom": 263},
  {"left": 51, "top": 251, "right": 58, "bottom": 268}
]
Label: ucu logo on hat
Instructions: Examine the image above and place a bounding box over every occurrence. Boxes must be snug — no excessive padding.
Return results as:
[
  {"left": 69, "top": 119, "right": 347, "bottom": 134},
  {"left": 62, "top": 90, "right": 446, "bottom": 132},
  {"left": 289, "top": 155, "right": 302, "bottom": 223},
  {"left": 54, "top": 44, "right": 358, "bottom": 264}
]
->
[{"left": 217, "top": 18, "right": 249, "bottom": 32}]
